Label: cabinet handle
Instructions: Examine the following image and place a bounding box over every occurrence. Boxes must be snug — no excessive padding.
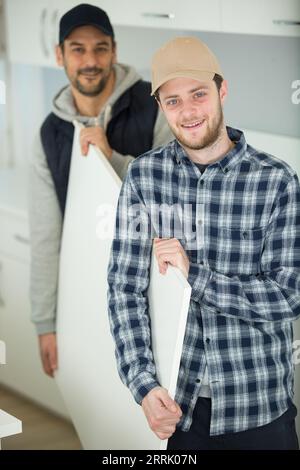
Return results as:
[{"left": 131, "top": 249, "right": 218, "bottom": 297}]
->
[
  {"left": 142, "top": 12, "right": 175, "bottom": 19},
  {"left": 14, "top": 234, "right": 30, "bottom": 245},
  {"left": 273, "top": 20, "right": 300, "bottom": 26},
  {"left": 40, "top": 8, "right": 50, "bottom": 58},
  {"left": 51, "top": 9, "right": 59, "bottom": 50}
]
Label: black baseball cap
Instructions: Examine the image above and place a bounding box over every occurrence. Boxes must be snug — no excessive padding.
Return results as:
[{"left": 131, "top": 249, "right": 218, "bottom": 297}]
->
[{"left": 59, "top": 3, "right": 114, "bottom": 44}]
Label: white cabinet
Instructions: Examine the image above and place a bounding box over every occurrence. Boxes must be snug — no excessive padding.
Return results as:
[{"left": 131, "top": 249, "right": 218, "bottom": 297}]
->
[
  {"left": 4, "top": 0, "right": 222, "bottom": 67},
  {"left": 0, "top": 171, "right": 69, "bottom": 418},
  {"left": 4, "top": 0, "right": 76, "bottom": 67},
  {"left": 5, "top": 0, "right": 57, "bottom": 67},
  {"left": 0, "top": 410, "right": 22, "bottom": 449},
  {"left": 4, "top": 0, "right": 300, "bottom": 67},
  {"left": 221, "top": 0, "right": 300, "bottom": 37},
  {"left": 103, "top": 0, "right": 221, "bottom": 32}
]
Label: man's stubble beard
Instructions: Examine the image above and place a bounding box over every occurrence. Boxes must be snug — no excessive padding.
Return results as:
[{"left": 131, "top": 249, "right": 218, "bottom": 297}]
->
[
  {"left": 172, "top": 101, "right": 224, "bottom": 151},
  {"left": 67, "top": 61, "right": 114, "bottom": 97}
]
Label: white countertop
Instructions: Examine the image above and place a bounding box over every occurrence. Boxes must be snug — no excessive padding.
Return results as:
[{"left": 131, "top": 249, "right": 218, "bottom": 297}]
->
[
  {"left": 0, "top": 166, "right": 29, "bottom": 218},
  {"left": 0, "top": 409, "right": 22, "bottom": 439}
]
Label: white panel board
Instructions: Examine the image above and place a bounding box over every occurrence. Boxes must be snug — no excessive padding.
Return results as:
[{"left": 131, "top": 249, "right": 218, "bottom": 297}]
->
[
  {"left": 149, "top": 255, "right": 191, "bottom": 400},
  {"left": 55, "top": 122, "right": 191, "bottom": 450},
  {"left": 149, "top": 254, "right": 191, "bottom": 451}
]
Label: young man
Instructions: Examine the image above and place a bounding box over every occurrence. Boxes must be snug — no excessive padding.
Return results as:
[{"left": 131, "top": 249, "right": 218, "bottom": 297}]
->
[
  {"left": 30, "top": 4, "right": 171, "bottom": 378},
  {"left": 107, "top": 37, "right": 300, "bottom": 449}
]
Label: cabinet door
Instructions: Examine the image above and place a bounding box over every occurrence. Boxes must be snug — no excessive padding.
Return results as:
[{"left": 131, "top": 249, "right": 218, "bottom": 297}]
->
[
  {"left": 47, "top": 1, "right": 77, "bottom": 61},
  {"left": 0, "top": 255, "right": 68, "bottom": 417},
  {"left": 5, "top": 0, "right": 222, "bottom": 67},
  {"left": 105, "top": 0, "right": 221, "bottom": 32},
  {"left": 52, "top": 0, "right": 221, "bottom": 32},
  {"left": 5, "top": 0, "right": 56, "bottom": 67},
  {"left": 221, "top": 0, "right": 300, "bottom": 37}
]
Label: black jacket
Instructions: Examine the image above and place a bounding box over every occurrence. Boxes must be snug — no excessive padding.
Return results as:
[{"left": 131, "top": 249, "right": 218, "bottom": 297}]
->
[{"left": 40, "top": 80, "right": 158, "bottom": 215}]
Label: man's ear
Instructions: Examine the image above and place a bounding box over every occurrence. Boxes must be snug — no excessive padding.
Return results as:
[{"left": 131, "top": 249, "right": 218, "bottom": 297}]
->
[
  {"left": 219, "top": 79, "right": 228, "bottom": 105},
  {"left": 55, "top": 44, "right": 64, "bottom": 67}
]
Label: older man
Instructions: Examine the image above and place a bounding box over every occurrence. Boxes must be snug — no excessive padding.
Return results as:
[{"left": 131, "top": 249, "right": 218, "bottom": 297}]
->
[{"left": 30, "top": 4, "right": 171, "bottom": 377}]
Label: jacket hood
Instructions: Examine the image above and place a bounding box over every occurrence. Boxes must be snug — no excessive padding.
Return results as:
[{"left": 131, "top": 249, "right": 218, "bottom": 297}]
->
[{"left": 52, "top": 63, "right": 142, "bottom": 128}]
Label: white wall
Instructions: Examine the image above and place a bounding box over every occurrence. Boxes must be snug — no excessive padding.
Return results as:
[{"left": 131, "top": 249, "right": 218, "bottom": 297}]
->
[{"left": 114, "top": 26, "right": 300, "bottom": 138}]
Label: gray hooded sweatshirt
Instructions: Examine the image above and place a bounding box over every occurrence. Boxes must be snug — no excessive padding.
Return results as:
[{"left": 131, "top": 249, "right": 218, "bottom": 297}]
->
[{"left": 30, "top": 63, "right": 172, "bottom": 335}]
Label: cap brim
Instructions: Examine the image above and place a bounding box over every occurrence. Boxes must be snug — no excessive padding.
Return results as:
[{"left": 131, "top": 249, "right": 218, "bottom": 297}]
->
[
  {"left": 60, "top": 22, "right": 113, "bottom": 43},
  {"left": 151, "top": 70, "right": 216, "bottom": 95}
]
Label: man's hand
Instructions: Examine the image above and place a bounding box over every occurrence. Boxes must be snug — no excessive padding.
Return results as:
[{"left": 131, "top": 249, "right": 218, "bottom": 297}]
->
[
  {"left": 38, "top": 333, "right": 58, "bottom": 377},
  {"left": 142, "top": 387, "right": 182, "bottom": 440},
  {"left": 80, "top": 127, "right": 112, "bottom": 159},
  {"left": 154, "top": 238, "right": 190, "bottom": 279}
]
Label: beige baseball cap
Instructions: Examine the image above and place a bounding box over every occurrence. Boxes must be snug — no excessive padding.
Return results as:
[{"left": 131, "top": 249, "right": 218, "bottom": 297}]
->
[{"left": 151, "top": 36, "right": 223, "bottom": 96}]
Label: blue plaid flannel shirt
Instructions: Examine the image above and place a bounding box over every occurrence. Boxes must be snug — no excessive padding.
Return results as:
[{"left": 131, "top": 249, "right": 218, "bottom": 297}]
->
[{"left": 107, "top": 127, "right": 300, "bottom": 435}]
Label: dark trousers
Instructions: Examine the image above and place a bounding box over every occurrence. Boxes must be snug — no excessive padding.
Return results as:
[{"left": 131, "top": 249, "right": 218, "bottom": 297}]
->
[{"left": 168, "top": 397, "right": 299, "bottom": 450}]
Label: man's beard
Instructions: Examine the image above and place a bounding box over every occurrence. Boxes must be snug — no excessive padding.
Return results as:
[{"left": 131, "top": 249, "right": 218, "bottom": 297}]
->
[
  {"left": 172, "top": 102, "right": 224, "bottom": 151},
  {"left": 71, "top": 64, "right": 113, "bottom": 97}
]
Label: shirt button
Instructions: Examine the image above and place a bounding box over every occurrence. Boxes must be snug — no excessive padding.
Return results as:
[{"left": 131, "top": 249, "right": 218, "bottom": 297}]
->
[
  {"left": 195, "top": 379, "right": 201, "bottom": 383},
  {"left": 224, "top": 168, "right": 229, "bottom": 173},
  {"left": 205, "top": 338, "right": 210, "bottom": 344},
  {"left": 200, "top": 180, "right": 204, "bottom": 185},
  {"left": 243, "top": 231, "right": 248, "bottom": 238},
  {"left": 197, "top": 219, "right": 203, "bottom": 225}
]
